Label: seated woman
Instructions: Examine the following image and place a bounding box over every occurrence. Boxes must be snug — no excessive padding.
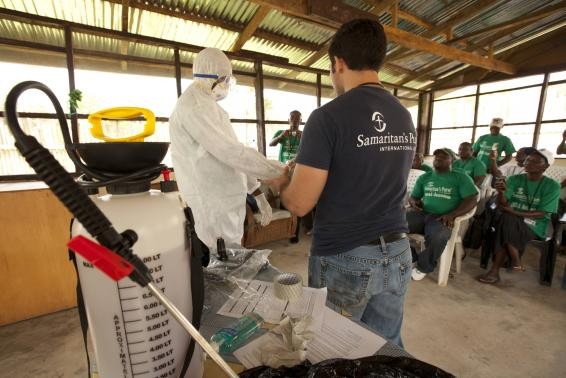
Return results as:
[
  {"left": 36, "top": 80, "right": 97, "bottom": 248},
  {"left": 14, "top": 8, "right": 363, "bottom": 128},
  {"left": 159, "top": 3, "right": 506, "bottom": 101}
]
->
[{"left": 479, "top": 149, "right": 560, "bottom": 284}]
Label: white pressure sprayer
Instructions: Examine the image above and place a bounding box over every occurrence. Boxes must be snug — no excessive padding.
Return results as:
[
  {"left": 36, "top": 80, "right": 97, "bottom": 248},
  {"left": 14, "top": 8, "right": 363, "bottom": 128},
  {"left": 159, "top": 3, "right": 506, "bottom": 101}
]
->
[{"left": 4, "top": 81, "right": 238, "bottom": 378}]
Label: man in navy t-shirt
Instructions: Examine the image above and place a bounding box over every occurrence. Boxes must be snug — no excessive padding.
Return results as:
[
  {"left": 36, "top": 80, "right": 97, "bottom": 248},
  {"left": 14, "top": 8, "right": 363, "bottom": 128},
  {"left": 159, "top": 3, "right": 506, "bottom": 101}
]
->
[{"left": 267, "top": 19, "right": 416, "bottom": 347}]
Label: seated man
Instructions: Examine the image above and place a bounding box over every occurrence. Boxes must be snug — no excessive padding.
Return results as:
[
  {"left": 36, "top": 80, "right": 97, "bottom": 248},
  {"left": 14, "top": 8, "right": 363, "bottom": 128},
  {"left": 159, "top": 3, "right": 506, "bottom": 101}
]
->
[
  {"left": 452, "top": 142, "right": 486, "bottom": 186},
  {"left": 408, "top": 148, "right": 479, "bottom": 280},
  {"left": 479, "top": 149, "right": 560, "bottom": 284},
  {"left": 412, "top": 152, "right": 432, "bottom": 173}
]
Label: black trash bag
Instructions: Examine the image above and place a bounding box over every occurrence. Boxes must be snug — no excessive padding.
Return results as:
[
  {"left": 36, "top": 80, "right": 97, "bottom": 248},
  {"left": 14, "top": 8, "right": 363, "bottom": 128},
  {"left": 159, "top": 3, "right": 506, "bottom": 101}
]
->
[{"left": 239, "top": 355, "right": 455, "bottom": 378}]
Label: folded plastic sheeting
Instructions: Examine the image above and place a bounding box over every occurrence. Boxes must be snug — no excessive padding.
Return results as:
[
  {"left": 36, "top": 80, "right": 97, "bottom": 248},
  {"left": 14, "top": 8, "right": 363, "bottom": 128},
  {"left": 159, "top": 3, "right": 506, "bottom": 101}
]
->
[{"left": 239, "top": 355, "right": 455, "bottom": 378}]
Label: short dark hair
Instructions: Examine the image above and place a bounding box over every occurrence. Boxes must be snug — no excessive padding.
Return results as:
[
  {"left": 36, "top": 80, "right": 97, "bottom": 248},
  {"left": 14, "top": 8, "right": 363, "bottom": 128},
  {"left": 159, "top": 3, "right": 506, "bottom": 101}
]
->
[
  {"left": 460, "top": 142, "right": 472, "bottom": 148},
  {"left": 329, "top": 18, "right": 387, "bottom": 72}
]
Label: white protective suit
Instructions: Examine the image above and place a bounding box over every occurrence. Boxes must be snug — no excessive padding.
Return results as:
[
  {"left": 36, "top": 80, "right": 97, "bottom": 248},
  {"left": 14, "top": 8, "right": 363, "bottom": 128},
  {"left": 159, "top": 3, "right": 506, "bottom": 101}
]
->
[{"left": 170, "top": 48, "right": 283, "bottom": 249}]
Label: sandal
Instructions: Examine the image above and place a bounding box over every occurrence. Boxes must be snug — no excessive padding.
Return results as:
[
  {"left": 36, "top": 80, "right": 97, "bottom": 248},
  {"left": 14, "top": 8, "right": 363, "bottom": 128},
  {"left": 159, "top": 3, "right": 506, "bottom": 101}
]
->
[
  {"left": 512, "top": 265, "right": 526, "bottom": 272},
  {"left": 478, "top": 275, "right": 500, "bottom": 284}
]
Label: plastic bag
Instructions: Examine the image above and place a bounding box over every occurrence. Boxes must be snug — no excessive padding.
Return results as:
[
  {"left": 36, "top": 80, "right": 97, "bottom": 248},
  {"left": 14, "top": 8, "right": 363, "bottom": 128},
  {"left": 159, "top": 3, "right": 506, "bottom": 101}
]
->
[
  {"left": 239, "top": 355, "right": 455, "bottom": 378},
  {"left": 204, "top": 248, "right": 273, "bottom": 305}
]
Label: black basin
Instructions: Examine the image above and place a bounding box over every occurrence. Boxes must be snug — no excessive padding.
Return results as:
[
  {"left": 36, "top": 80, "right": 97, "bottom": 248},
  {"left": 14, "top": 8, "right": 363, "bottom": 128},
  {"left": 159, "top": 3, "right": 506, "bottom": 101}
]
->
[{"left": 70, "top": 142, "right": 169, "bottom": 173}]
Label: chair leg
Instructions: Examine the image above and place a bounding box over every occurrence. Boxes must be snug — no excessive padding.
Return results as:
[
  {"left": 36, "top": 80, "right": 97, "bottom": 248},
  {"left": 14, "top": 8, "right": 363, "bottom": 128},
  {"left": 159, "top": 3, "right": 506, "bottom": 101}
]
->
[
  {"left": 539, "top": 240, "right": 557, "bottom": 286},
  {"left": 455, "top": 238, "right": 464, "bottom": 273},
  {"left": 437, "top": 242, "right": 455, "bottom": 286}
]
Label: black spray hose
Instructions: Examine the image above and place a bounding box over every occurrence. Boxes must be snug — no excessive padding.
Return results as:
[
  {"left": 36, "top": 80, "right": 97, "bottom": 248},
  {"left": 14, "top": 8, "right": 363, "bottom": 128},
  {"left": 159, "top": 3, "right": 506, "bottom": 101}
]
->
[{"left": 4, "top": 81, "right": 152, "bottom": 287}]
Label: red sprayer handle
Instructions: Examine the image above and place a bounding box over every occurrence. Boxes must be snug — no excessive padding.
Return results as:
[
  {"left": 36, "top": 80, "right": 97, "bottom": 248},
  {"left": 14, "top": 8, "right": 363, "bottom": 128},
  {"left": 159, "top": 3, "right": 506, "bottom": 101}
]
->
[{"left": 68, "top": 236, "right": 134, "bottom": 281}]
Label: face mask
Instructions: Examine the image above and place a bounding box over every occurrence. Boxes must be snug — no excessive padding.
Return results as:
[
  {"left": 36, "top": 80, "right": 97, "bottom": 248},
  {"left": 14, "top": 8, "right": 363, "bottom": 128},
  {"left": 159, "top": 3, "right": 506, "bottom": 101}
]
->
[{"left": 212, "top": 81, "right": 230, "bottom": 101}]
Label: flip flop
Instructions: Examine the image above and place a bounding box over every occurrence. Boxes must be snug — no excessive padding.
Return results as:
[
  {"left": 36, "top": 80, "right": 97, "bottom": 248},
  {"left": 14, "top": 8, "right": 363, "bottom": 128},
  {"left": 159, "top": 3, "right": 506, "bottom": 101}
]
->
[
  {"left": 478, "top": 275, "right": 500, "bottom": 284},
  {"left": 512, "top": 265, "right": 526, "bottom": 272}
]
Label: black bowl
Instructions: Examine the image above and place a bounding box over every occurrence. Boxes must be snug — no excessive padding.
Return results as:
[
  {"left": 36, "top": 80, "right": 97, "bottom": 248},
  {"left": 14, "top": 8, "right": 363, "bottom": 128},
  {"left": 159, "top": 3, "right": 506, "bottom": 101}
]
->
[{"left": 70, "top": 142, "right": 169, "bottom": 174}]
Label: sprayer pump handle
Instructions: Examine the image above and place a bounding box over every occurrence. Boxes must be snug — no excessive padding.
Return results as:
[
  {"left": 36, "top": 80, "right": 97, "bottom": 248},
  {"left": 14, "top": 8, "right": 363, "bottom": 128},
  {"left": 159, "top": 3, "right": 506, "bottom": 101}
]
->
[{"left": 68, "top": 236, "right": 134, "bottom": 281}]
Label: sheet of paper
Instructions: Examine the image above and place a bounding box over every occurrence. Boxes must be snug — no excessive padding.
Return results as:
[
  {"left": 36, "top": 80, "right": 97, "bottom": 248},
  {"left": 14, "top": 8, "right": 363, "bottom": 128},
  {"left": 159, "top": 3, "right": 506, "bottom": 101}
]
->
[
  {"left": 216, "top": 280, "right": 327, "bottom": 329},
  {"left": 233, "top": 306, "right": 387, "bottom": 368}
]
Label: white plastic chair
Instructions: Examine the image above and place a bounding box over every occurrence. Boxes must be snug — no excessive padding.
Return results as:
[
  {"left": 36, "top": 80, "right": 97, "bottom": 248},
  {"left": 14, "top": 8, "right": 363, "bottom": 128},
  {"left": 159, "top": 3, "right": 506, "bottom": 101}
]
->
[
  {"left": 406, "top": 169, "right": 425, "bottom": 205},
  {"left": 408, "top": 204, "right": 477, "bottom": 286},
  {"left": 476, "top": 174, "right": 493, "bottom": 214}
]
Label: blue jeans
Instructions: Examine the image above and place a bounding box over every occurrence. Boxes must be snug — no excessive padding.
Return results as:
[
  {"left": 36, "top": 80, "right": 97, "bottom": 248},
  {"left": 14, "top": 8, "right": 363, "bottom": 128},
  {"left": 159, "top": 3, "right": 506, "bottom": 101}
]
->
[
  {"left": 406, "top": 210, "right": 452, "bottom": 273},
  {"left": 308, "top": 238, "right": 411, "bottom": 347}
]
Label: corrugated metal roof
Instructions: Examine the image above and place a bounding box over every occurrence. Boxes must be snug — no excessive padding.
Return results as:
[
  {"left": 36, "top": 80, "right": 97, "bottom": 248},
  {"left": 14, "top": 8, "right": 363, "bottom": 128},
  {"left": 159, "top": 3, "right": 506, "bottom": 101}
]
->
[
  {"left": 243, "top": 36, "right": 311, "bottom": 64},
  {"left": 0, "top": 0, "right": 564, "bottom": 91},
  {"left": 0, "top": 18, "right": 64, "bottom": 46},
  {"left": 130, "top": 8, "right": 238, "bottom": 50},
  {"left": 1, "top": 0, "right": 120, "bottom": 28},
  {"left": 259, "top": 10, "right": 333, "bottom": 46}
]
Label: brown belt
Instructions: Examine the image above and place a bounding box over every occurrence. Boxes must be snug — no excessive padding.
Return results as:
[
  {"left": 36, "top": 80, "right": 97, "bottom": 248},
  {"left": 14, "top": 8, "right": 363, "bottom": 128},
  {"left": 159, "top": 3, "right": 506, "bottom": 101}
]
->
[{"left": 368, "top": 232, "right": 407, "bottom": 245}]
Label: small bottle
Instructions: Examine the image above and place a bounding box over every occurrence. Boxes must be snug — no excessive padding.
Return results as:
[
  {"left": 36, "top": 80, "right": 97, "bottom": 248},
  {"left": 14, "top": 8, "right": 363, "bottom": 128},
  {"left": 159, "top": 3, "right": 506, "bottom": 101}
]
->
[{"left": 210, "top": 312, "right": 264, "bottom": 354}]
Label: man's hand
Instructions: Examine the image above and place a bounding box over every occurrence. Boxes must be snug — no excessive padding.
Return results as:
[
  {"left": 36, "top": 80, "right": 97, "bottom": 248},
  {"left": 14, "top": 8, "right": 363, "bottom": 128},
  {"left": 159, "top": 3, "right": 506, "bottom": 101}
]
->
[
  {"left": 494, "top": 178, "right": 506, "bottom": 193},
  {"left": 438, "top": 213, "right": 456, "bottom": 228},
  {"left": 408, "top": 197, "right": 423, "bottom": 210},
  {"left": 489, "top": 150, "right": 497, "bottom": 162},
  {"left": 263, "top": 165, "right": 290, "bottom": 193},
  {"left": 282, "top": 130, "right": 290, "bottom": 137}
]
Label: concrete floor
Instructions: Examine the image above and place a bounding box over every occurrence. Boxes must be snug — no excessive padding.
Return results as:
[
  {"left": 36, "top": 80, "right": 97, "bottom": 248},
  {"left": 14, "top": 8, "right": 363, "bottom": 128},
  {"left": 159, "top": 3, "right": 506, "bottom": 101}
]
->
[{"left": 1, "top": 234, "right": 565, "bottom": 377}]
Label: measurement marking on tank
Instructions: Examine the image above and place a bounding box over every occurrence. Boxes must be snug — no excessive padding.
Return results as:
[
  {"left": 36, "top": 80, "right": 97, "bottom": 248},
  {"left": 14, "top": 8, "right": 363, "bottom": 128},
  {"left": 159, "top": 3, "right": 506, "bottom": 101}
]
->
[
  {"left": 129, "top": 350, "right": 147, "bottom": 356},
  {"left": 125, "top": 319, "right": 142, "bottom": 323},
  {"left": 130, "top": 360, "right": 149, "bottom": 366},
  {"left": 119, "top": 285, "right": 137, "bottom": 289},
  {"left": 132, "top": 371, "right": 150, "bottom": 376},
  {"left": 126, "top": 330, "right": 143, "bottom": 334},
  {"left": 128, "top": 340, "right": 146, "bottom": 345},
  {"left": 121, "top": 297, "right": 139, "bottom": 301},
  {"left": 116, "top": 283, "right": 135, "bottom": 377},
  {"left": 122, "top": 308, "right": 141, "bottom": 312}
]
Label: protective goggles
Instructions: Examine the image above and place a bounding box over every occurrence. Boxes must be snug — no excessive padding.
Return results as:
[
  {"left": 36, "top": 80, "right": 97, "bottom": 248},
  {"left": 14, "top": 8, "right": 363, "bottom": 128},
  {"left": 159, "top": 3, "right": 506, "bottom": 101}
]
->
[{"left": 193, "top": 73, "right": 236, "bottom": 89}]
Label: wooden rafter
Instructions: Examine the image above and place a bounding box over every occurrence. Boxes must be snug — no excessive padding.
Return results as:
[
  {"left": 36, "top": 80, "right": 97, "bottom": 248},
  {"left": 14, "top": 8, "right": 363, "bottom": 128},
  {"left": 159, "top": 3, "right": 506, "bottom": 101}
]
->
[
  {"left": 401, "top": 5, "right": 566, "bottom": 87},
  {"left": 365, "top": 0, "right": 398, "bottom": 15},
  {"left": 386, "top": 0, "right": 498, "bottom": 62},
  {"left": 430, "top": 27, "right": 566, "bottom": 90},
  {"left": 231, "top": 5, "right": 270, "bottom": 52},
  {"left": 121, "top": 0, "right": 129, "bottom": 32},
  {"left": 391, "top": 1, "right": 398, "bottom": 28},
  {"left": 120, "top": 0, "right": 130, "bottom": 70},
  {"left": 448, "top": 1, "right": 566, "bottom": 44},
  {"left": 398, "top": 17, "right": 560, "bottom": 87},
  {"left": 397, "top": 10, "right": 433, "bottom": 30},
  {"left": 250, "top": 0, "right": 516, "bottom": 74}
]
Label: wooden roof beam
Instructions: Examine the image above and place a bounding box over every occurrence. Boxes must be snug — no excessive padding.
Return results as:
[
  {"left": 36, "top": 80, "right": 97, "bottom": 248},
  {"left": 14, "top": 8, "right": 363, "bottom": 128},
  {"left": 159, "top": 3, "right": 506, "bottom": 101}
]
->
[
  {"left": 231, "top": 5, "right": 270, "bottom": 52},
  {"left": 397, "top": 18, "right": 549, "bottom": 87},
  {"left": 386, "top": 0, "right": 498, "bottom": 62},
  {"left": 250, "top": 0, "right": 515, "bottom": 74},
  {"left": 365, "top": 0, "right": 398, "bottom": 16},
  {"left": 390, "top": 2, "right": 398, "bottom": 28},
  {"left": 121, "top": 0, "right": 129, "bottom": 32},
  {"left": 397, "top": 10, "right": 434, "bottom": 30},
  {"left": 448, "top": 1, "right": 566, "bottom": 44}
]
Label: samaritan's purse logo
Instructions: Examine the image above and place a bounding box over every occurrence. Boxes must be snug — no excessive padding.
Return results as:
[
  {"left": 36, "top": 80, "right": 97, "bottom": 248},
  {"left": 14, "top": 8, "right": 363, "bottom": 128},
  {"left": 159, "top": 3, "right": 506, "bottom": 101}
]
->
[
  {"left": 372, "top": 112, "right": 387, "bottom": 132},
  {"left": 355, "top": 109, "right": 416, "bottom": 151}
]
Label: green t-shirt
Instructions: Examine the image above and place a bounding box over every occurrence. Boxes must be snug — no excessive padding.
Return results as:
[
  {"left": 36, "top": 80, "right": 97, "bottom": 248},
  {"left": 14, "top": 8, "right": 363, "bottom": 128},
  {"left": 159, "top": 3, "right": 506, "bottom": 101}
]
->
[
  {"left": 417, "top": 164, "right": 433, "bottom": 173},
  {"left": 472, "top": 134, "right": 516, "bottom": 167},
  {"left": 273, "top": 130, "right": 301, "bottom": 163},
  {"left": 452, "top": 157, "right": 486, "bottom": 180},
  {"left": 411, "top": 170, "right": 479, "bottom": 215},
  {"left": 504, "top": 174, "right": 560, "bottom": 238}
]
